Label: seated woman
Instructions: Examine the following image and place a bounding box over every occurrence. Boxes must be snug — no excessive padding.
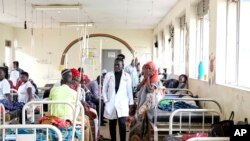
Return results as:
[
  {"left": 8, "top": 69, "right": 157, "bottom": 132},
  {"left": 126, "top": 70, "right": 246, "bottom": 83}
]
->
[
  {"left": 49, "top": 69, "right": 93, "bottom": 141},
  {"left": 17, "top": 71, "right": 36, "bottom": 123},
  {"left": 49, "top": 69, "right": 78, "bottom": 120},
  {"left": 18, "top": 72, "right": 35, "bottom": 103}
]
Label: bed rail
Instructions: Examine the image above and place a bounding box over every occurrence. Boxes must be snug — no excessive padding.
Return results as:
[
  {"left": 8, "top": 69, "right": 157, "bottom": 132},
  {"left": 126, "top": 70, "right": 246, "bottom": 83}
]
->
[
  {"left": 152, "top": 109, "right": 222, "bottom": 141},
  {"left": 154, "top": 97, "right": 223, "bottom": 125},
  {"left": 22, "top": 100, "right": 85, "bottom": 141},
  {"left": 0, "top": 124, "right": 63, "bottom": 141},
  {"left": 169, "top": 109, "right": 222, "bottom": 134},
  {"left": 151, "top": 92, "right": 222, "bottom": 141}
]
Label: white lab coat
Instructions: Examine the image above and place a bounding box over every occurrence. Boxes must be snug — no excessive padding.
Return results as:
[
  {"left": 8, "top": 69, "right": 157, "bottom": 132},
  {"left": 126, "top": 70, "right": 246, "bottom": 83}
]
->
[{"left": 102, "top": 71, "right": 134, "bottom": 119}]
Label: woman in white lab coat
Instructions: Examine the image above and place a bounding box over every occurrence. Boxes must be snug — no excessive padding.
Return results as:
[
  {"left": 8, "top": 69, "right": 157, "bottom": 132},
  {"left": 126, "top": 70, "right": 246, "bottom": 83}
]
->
[{"left": 102, "top": 58, "right": 134, "bottom": 141}]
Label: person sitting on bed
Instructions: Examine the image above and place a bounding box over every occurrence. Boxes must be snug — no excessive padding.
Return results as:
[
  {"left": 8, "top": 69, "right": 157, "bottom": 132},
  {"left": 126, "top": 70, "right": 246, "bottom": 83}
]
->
[
  {"left": 0, "top": 67, "right": 11, "bottom": 102},
  {"left": 178, "top": 74, "right": 188, "bottom": 89},
  {"left": 18, "top": 71, "right": 35, "bottom": 103},
  {"left": 49, "top": 69, "right": 78, "bottom": 120}
]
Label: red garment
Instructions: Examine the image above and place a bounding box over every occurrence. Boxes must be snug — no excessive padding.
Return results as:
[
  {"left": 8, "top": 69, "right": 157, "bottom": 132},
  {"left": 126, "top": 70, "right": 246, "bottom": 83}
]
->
[
  {"left": 69, "top": 81, "right": 78, "bottom": 91},
  {"left": 8, "top": 80, "right": 15, "bottom": 89},
  {"left": 141, "top": 61, "right": 159, "bottom": 84},
  {"left": 145, "top": 61, "right": 158, "bottom": 83},
  {"left": 15, "top": 79, "right": 23, "bottom": 90},
  {"left": 81, "top": 73, "right": 90, "bottom": 85},
  {"left": 70, "top": 68, "right": 80, "bottom": 79}
]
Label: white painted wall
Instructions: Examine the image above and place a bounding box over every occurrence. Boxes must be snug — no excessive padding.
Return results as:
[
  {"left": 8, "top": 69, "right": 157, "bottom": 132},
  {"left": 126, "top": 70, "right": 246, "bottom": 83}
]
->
[
  {"left": 12, "top": 28, "right": 153, "bottom": 86},
  {"left": 0, "top": 23, "right": 14, "bottom": 65},
  {"left": 154, "top": 0, "right": 250, "bottom": 122}
]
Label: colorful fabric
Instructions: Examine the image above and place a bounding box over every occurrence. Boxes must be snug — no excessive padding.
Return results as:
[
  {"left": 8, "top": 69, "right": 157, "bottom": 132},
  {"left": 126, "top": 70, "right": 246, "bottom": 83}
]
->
[
  {"left": 158, "top": 101, "right": 199, "bottom": 111},
  {"left": 4, "top": 127, "right": 82, "bottom": 141}
]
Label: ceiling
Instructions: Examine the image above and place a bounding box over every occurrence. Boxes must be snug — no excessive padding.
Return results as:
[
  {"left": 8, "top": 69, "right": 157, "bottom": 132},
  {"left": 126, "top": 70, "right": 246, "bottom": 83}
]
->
[{"left": 0, "top": 0, "right": 177, "bottom": 29}]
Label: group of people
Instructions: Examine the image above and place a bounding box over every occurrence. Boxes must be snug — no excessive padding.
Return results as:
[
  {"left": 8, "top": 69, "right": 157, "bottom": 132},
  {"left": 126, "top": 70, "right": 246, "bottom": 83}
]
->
[
  {"left": 0, "top": 55, "right": 188, "bottom": 141},
  {"left": 0, "top": 61, "right": 37, "bottom": 106}
]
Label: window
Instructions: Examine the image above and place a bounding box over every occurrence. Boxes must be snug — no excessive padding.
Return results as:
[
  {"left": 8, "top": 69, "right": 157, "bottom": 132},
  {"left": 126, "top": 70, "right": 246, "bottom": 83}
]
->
[
  {"left": 222, "top": 0, "right": 250, "bottom": 88},
  {"left": 176, "top": 15, "right": 186, "bottom": 75},
  {"left": 191, "top": 0, "right": 209, "bottom": 80},
  {"left": 169, "top": 25, "right": 174, "bottom": 74}
]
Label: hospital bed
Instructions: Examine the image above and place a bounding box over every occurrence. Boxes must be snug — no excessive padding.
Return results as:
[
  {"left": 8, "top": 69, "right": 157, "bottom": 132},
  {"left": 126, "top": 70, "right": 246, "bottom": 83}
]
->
[
  {"left": 0, "top": 124, "right": 63, "bottom": 141},
  {"left": 22, "top": 100, "right": 85, "bottom": 141},
  {"left": 147, "top": 89, "right": 223, "bottom": 141}
]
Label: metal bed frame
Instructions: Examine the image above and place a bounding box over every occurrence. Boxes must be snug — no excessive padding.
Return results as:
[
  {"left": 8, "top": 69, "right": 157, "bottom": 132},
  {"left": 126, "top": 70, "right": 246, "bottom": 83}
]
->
[
  {"left": 151, "top": 89, "right": 223, "bottom": 141},
  {"left": 187, "top": 137, "right": 230, "bottom": 141},
  {"left": 0, "top": 124, "right": 63, "bottom": 141},
  {"left": 22, "top": 100, "right": 85, "bottom": 141}
]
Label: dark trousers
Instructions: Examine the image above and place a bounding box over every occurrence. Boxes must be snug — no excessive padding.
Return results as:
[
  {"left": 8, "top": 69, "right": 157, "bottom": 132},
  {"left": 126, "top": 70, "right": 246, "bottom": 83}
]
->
[{"left": 109, "top": 117, "right": 126, "bottom": 141}]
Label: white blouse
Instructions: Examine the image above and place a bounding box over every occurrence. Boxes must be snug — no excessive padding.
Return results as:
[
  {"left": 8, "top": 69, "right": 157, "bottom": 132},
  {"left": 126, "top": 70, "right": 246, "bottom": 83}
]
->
[{"left": 18, "top": 81, "right": 35, "bottom": 103}]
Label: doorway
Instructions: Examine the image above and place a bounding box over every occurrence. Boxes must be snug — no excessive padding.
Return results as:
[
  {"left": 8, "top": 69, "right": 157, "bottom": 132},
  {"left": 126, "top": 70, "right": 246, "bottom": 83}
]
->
[{"left": 102, "top": 49, "right": 121, "bottom": 72}]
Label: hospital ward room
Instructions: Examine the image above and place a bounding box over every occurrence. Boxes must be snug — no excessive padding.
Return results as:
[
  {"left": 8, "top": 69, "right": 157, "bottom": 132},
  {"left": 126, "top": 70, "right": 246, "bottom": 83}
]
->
[{"left": 0, "top": 0, "right": 250, "bottom": 141}]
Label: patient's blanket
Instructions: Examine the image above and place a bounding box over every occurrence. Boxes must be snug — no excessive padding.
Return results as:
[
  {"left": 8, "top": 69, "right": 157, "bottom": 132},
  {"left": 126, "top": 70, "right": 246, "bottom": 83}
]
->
[{"left": 158, "top": 101, "right": 199, "bottom": 111}]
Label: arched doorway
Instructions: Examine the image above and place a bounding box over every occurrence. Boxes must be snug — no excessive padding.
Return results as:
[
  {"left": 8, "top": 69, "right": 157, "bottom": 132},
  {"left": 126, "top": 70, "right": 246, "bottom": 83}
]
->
[{"left": 60, "top": 33, "right": 134, "bottom": 66}]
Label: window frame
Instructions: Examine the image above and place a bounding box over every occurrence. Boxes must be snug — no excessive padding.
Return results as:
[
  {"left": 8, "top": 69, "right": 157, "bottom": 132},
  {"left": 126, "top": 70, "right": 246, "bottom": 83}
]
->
[{"left": 223, "top": 0, "right": 250, "bottom": 89}]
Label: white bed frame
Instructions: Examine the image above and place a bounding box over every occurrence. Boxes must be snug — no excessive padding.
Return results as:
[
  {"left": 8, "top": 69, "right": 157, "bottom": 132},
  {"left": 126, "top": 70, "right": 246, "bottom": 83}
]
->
[
  {"left": 187, "top": 137, "right": 230, "bottom": 141},
  {"left": 0, "top": 124, "right": 63, "bottom": 141},
  {"left": 22, "top": 100, "right": 85, "bottom": 141},
  {"left": 151, "top": 89, "right": 223, "bottom": 141}
]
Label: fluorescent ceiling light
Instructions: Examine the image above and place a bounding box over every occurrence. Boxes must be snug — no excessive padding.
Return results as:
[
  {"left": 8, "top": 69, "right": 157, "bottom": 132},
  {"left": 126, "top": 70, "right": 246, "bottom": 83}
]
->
[
  {"left": 60, "top": 22, "right": 94, "bottom": 27},
  {"left": 32, "top": 4, "right": 82, "bottom": 10}
]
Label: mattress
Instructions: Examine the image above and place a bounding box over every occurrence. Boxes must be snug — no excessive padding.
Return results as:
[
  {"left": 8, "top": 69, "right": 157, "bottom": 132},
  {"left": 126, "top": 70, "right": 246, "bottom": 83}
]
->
[{"left": 147, "top": 108, "right": 220, "bottom": 123}]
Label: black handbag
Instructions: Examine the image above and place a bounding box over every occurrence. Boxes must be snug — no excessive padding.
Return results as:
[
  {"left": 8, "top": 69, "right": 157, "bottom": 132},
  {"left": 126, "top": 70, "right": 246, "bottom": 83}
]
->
[{"left": 211, "top": 111, "right": 234, "bottom": 137}]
